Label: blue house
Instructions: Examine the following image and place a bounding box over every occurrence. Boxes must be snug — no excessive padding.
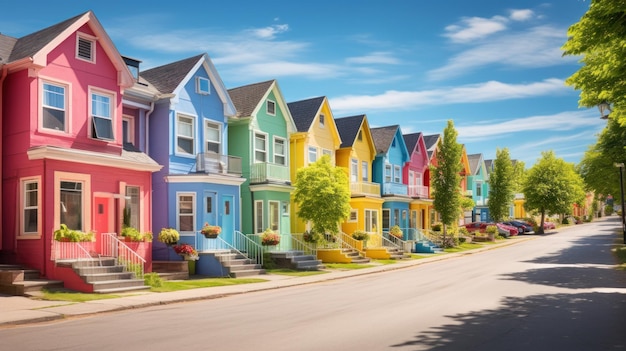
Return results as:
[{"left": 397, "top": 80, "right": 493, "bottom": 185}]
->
[
  {"left": 140, "top": 54, "right": 245, "bottom": 260},
  {"left": 370, "top": 125, "right": 411, "bottom": 233},
  {"left": 467, "top": 153, "right": 490, "bottom": 222}
]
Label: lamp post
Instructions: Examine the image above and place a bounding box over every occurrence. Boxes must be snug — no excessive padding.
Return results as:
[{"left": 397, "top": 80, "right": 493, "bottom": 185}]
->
[{"left": 615, "top": 163, "right": 626, "bottom": 244}]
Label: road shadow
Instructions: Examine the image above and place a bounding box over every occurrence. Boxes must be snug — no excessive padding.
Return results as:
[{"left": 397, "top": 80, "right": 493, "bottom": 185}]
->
[{"left": 392, "top": 292, "right": 626, "bottom": 351}]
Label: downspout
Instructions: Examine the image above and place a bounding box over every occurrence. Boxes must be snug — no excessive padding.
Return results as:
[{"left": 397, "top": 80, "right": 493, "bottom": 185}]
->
[
  {"left": 0, "top": 66, "right": 7, "bottom": 252},
  {"left": 145, "top": 101, "right": 155, "bottom": 155}
]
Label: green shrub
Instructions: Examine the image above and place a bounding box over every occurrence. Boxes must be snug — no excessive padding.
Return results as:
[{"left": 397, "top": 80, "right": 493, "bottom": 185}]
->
[
  {"left": 458, "top": 226, "right": 469, "bottom": 236},
  {"left": 485, "top": 225, "right": 498, "bottom": 235},
  {"left": 431, "top": 223, "right": 442, "bottom": 232},
  {"left": 144, "top": 273, "right": 163, "bottom": 288},
  {"left": 351, "top": 230, "right": 370, "bottom": 241}
]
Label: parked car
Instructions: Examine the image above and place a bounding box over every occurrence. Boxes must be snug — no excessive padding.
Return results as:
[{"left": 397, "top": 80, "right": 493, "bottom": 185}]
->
[
  {"left": 463, "top": 222, "right": 491, "bottom": 233},
  {"left": 496, "top": 222, "right": 518, "bottom": 237},
  {"left": 503, "top": 220, "right": 532, "bottom": 234},
  {"left": 543, "top": 221, "right": 556, "bottom": 230}
]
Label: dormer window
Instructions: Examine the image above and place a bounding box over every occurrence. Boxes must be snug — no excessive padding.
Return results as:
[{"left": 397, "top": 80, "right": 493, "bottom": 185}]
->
[
  {"left": 266, "top": 100, "right": 276, "bottom": 116},
  {"left": 357, "top": 130, "right": 363, "bottom": 141},
  {"left": 319, "top": 114, "right": 325, "bottom": 127},
  {"left": 76, "top": 34, "right": 95, "bottom": 63},
  {"left": 123, "top": 56, "right": 141, "bottom": 81},
  {"left": 197, "top": 77, "right": 210, "bottom": 95}
]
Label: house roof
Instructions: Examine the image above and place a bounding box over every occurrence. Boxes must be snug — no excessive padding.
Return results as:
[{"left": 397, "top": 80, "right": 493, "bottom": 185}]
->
[
  {"left": 402, "top": 132, "right": 422, "bottom": 154},
  {"left": 467, "top": 153, "right": 483, "bottom": 175},
  {"left": 140, "top": 54, "right": 204, "bottom": 94},
  {"left": 287, "top": 96, "right": 325, "bottom": 132},
  {"left": 484, "top": 159, "right": 493, "bottom": 174},
  {"left": 370, "top": 125, "right": 399, "bottom": 155},
  {"left": 423, "top": 134, "right": 440, "bottom": 151},
  {"left": 228, "top": 80, "right": 275, "bottom": 118},
  {"left": 335, "top": 115, "right": 365, "bottom": 148}
]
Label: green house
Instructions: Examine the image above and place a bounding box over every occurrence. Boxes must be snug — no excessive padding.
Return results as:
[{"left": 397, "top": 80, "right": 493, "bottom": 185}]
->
[{"left": 228, "top": 80, "right": 296, "bottom": 234}]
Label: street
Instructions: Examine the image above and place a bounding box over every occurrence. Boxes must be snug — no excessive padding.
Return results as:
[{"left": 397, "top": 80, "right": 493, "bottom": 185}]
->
[{"left": 2, "top": 218, "right": 625, "bottom": 350}]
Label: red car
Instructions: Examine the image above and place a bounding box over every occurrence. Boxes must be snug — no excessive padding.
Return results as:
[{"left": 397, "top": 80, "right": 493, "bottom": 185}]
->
[
  {"left": 463, "top": 222, "right": 491, "bottom": 233},
  {"left": 496, "top": 222, "right": 519, "bottom": 237}
]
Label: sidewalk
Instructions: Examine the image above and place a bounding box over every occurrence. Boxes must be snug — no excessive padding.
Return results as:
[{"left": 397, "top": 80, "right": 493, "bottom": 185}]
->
[{"left": 0, "top": 235, "right": 537, "bottom": 327}]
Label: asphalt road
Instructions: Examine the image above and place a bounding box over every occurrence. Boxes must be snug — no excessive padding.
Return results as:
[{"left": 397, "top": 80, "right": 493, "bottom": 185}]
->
[{"left": 2, "top": 218, "right": 625, "bottom": 350}]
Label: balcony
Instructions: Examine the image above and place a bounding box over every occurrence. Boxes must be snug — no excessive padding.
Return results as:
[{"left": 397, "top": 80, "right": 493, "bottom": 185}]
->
[
  {"left": 382, "top": 182, "right": 408, "bottom": 196},
  {"left": 408, "top": 185, "right": 429, "bottom": 198},
  {"left": 350, "top": 181, "right": 380, "bottom": 197},
  {"left": 196, "top": 153, "right": 242, "bottom": 175},
  {"left": 250, "top": 162, "right": 290, "bottom": 184},
  {"left": 464, "top": 189, "right": 473, "bottom": 197}
]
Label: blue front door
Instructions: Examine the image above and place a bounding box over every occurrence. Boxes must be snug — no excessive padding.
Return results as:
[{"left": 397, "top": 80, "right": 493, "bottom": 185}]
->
[{"left": 221, "top": 195, "right": 234, "bottom": 243}]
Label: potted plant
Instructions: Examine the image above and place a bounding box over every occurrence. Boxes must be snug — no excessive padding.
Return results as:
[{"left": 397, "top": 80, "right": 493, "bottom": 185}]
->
[
  {"left": 121, "top": 227, "right": 153, "bottom": 242},
  {"left": 351, "top": 230, "right": 369, "bottom": 241},
  {"left": 158, "top": 228, "right": 180, "bottom": 246},
  {"left": 389, "top": 225, "right": 403, "bottom": 239},
  {"left": 172, "top": 243, "right": 199, "bottom": 275},
  {"left": 261, "top": 228, "right": 280, "bottom": 246},
  {"left": 303, "top": 230, "right": 322, "bottom": 244},
  {"left": 485, "top": 225, "right": 498, "bottom": 241},
  {"left": 201, "top": 222, "right": 221, "bottom": 238},
  {"left": 53, "top": 224, "right": 94, "bottom": 242}
]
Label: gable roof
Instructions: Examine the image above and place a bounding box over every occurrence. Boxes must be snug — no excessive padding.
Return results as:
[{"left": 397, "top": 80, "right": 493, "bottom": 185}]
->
[
  {"left": 0, "top": 11, "right": 133, "bottom": 87},
  {"left": 335, "top": 115, "right": 365, "bottom": 148},
  {"left": 423, "top": 134, "right": 441, "bottom": 160},
  {"left": 484, "top": 159, "right": 494, "bottom": 174},
  {"left": 467, "top": 153, "right": 483, "bottom": 176},
  {"left": 287, "top": 96, "right": 326, "bottom": 132},
  {"left": 402, "top": 132, "right": 422, "bottom": 154},
  {"left": 228, "top": 80, "right": 276, "bottom": 119},
  {"left": 370, "top": 125, "right": 399, "bottom": 155}
]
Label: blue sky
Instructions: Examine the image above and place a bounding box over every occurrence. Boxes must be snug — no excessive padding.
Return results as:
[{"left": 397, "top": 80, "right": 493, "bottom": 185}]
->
[{"left": 2, "top": 1, "right": 598, "bottom": 166}]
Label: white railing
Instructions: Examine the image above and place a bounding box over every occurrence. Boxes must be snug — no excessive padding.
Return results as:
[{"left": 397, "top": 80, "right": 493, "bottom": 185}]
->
[
  {"left": 196, "top": 231, "right": 263, "bottom": 266},
  {"left": 338, "top": 232, "right": 366, "bottom": 256},
  {"left": 50, "top": 239, "right": 95, "bottom": 261},
  {"left": 350, "top": 181, "right": 380, "bottom": 196},
  {"left": 289, "top": 233, "right": 318, "bottom": 257},
  {"left": 102, "top": 233, "right": 146, "bottom": 278},
  {"left": 408, "top": 185, "right": 429, "bottom": 198}
]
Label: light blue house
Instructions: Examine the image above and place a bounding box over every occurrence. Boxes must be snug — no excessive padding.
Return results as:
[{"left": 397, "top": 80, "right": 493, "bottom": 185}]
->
[
  {"left": 370, "top": 125, "right": 411, "bottom": 233},
  {"left": 141, "top": 53, "right": 245, "bottom": 260},
  {"left": 467, "top": 153, "right": 489, "bottom": 222}
]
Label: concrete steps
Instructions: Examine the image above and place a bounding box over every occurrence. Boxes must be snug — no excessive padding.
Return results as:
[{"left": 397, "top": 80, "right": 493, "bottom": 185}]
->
[
  {"left": 0, "top": 264, "right": 64, "bottom": 296},
  {"left": 269, "top": 251, "right": 324, "bottom": 271},
  {"left": 214, "top": 251, "right": 265, "bottom": 278},
  {"left": 63, "top": 258, "right": 149, "bottom": 293}
]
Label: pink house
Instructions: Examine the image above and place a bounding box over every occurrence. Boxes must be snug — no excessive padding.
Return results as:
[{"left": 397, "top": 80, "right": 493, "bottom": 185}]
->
[
  {"left": 0, "top": 12, "right": 161, "bottom": 289},
  {"left": 402, "top": 132, "right": 432, "bottom": 230}
]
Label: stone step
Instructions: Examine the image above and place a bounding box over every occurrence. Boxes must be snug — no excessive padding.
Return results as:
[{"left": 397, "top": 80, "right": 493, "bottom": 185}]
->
[
  {"left": 91, "top": 279, "right": 146, "bottom": 292},
  {"left": 227, "top": 264, "right": 262, "bottom": 272},
  {"left": 229, "top": 269, "right": 266, "bottom": 278},
  {"left": 83, "top": 272, "right": 135, "bottom": 283},
  {"left": 93, "top": 285, "right": 151, "bottom": 294}
]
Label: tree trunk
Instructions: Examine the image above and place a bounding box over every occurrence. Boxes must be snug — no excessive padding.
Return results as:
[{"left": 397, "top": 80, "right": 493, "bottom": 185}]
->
[{"left": 537, "top": 209, "right": 545, "bottom": 235}]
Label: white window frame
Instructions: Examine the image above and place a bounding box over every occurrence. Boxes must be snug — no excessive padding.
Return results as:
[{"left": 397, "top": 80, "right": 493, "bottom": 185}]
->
[
  {"left": 54, "top": 172, "right": 91, "bottom": 232},
  {"left": 394, "top": 165, "right": 401, "bottom": 183},
  {"left": 348, "top": 210, "right": 358, "bottom": 222},
  {"left": 274, "top": 136, "right": 287, "bottom": 165},
  {"left": 196, "top": 77, "right": 210, "bottom": 95},
  {"left": 122, "top": 115, "right": 135, "bottom": 146},
  {"left": 365, "top": 209, "right": 378, "bottom": 232},
  {"left": 20, "top": 177, "right": 41, "bottom": 237},
  {"left": 269, "top": 200, "right": 280, "bottom": 232},
  {"left": 282, "top": 201, "right": 290, "bottom": 216},
  {"left": 266, "top": 100, "right": 276, "bottom": 116},
  {"left": 361, "top": 161, "right": 368, "bottom": 181},
  {"left": 205, "top": 121, "right": 221, "bottom": 154},
  {"left": 476, "top": 181, "right": 482, "bottom": 197},
  {"left": 176, "top": 113, "right": 196, "bottom": 156},
  {"left": 350, "top": 159, "right": 358, "bottom": 182},
  {"left": 319, "top": 114, "right": 325, "bottom": 128},
  {"left": 308, "top": 146, "right": 318, "bottom": 164},
  {"left": 254, "top": 200, "right": 264, "bottom": 234},
  {"left": 90, "top": 87, "right": 115, "bottom": 141},
  {"left": 177, "top": 193, "right": 195, "bottom": 235},
  {"left": 254, "top": 132, "right": 267, "bottom": 163},
  {"left": 409, "top": 171, "right": 415, "bottom": 187},
  {"left": 385, "top": 164, "right": 392, "bottom": 183},
  {"left": 76, "top": 33, "right": 96, "bottom": 63},
  {"left": 41, "top": 79, "right": 70, "bottom": 133},
  {"left": 124, "top": 185, "right": 141, "bottom": 230}
]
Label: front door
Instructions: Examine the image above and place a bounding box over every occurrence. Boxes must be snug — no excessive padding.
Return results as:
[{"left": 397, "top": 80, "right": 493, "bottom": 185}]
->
[
  {"left": 221, "top": 195, "right": 234, "bottom": 242},
  {"left": 94, "top": 197, "right": 111, "bottom": 250}
]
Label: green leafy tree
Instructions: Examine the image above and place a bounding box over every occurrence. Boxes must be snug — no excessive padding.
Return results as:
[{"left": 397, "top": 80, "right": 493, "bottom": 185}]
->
[
  {"left": 488, "top": 148, "right": 515, "bottom": 222},
  {"left": 523, "top": 151, "right": 586, "bottom": 234},
  {"left": 431, "top": 120, "right": 463, "bottom": 239},
  {"left": 293, "top": 155, "right": 351, "bottom": 235},
  {"left": 562, "top": 1, "right": 626, "bottom": 124},
  {"left": 512, "top": 160, "right": 526, "bottom": 193}
]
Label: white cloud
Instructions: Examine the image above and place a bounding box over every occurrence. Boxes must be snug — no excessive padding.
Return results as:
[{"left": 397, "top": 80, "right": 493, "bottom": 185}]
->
[
  {"left": 346, "top": 52, "right": 400, "bottom": 65},
  {"left": 247, "top": 24, "right": 289, "bottom": 39},
  {"left": 509, "top": 9, "right": 534, "bottom": 21},
  {"left": 329, "top": 79, "right": 570, "bottom": 114},
  {"left": 444, "top": 16, "right": 508, "bottom": 43}
]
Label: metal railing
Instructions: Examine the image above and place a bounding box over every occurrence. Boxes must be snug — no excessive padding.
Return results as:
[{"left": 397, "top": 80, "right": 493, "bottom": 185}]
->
[
  {"left": 408, "top": 185, "right": 429, "bottom": 198},
  {"left": 102, "top": 233, "right": 146, "bottom": 278},
  {"left": 50, "top": 239, "right": 96, "bottom": 261},
  {"left": 250, "top": 162, "right": 290, "bottom": 183},
  {"left": 289, "top": 233, "right": 318, "bottom": 257},
  {"left": 195, "top": 152, "right": 242, "bottom": 175},
  {"left": 196, "top": 231, "right": 263, "bottom": 266},
  {"left": 382, "top": 182, "right": 408, "bottom": 196}
]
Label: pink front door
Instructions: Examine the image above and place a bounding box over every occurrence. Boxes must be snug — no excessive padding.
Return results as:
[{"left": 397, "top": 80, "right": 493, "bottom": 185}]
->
[{"left": 94, "top": 197, "right": 110, "bottom": 248}]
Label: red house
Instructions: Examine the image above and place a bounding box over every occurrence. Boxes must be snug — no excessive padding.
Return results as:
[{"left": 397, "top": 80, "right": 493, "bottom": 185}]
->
[{"left": 0, "top": 12, "right": 161, "bottom": 291}]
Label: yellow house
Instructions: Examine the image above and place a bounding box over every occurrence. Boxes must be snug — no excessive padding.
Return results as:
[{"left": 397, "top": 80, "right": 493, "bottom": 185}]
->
[
  {"left": 288, "top": 96, "right": 342, "bottom": 233},
  {"left": 334, "top": 115, "right": 384, "bottom": 236}
]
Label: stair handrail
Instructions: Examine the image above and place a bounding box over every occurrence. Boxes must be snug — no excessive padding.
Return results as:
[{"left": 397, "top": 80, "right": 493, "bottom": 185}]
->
[
  {"left": 50, "top": 238, "right": 95, "bottom": 261},
  {"left": 289, "top": 233, "right": 317, "bottom": 257},
  {"left": 338, "top": 231, "right": 366, "bottom": 256},
  {"left": 102, "top": 233, "right": 146, "bottom": 278},
  {"left": 381, "top": 232, "right": 403, "bottom": 248},
  {"left": 196, "top": 231, "right": 263, "bottom": 266}
]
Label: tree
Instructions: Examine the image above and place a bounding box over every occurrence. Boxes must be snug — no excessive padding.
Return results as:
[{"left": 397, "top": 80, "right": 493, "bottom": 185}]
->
[
  {"left": 511, "top": 160, "right": 526, "bottom": 193},
  {"left": 562, "top": 1, "right": 626, "bottom": 124},
  {"left": 488, "top": 148, "right": 515, "bottom": 222},
  {"left": 522, "top": 151, "right": 586, "bottom": 234},
  {"left": 431, "top": 120, "right": 463, "bottom": 239},
  {"left": 293, "top": 155, "right": 351, "bottom": 235}
]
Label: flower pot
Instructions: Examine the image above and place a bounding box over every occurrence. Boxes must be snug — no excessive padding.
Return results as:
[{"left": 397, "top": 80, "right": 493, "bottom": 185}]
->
[
  {"left": 188, "top": 260, "right": 196, "bottom": 275},
  {"left": 203, "top": 233, "right": 219, "bottom": 239}
]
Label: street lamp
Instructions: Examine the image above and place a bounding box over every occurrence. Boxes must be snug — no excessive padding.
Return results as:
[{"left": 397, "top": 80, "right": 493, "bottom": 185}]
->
[
  {"left": 598, "top": 101, "right": 612, "bottom": 119},
  {"left": 614, "top": 163, "right": 626, "bottom": 244}
]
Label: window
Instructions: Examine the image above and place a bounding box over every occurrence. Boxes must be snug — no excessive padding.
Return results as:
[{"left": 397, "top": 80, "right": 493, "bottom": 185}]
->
[
  {"left": 282, "top": 202, "right": 290, "bottom": 216},
  {"left": 254, "top": 133, "right": 267, "bottom": 162},
  {"left": 382, "top": 209, "right": 390, "bottom": 230},
  {"left": 76, "top": 35, "right": 95, "bottom": 62},
  {"left": 394, "top": 165, "right": 401, "bottom": 183},
  {"left": 357, "top": 130, "right": 363, "bottom": 141},
  {"left": 197, "top": 77, "right": 210, "bottom": 95},
  {"left": 349, "top": 210, "right": 358, "bottom": 222},
  {"left": 269, "top": 201, "right": 279, "bottom": 231},
  {"left": 274, "top": 137, "right": 286, "bottom": 165},
  {"left": 393, "top": 209, "right": 400, "bottom": 226},
  {"left": 205, "top": 121, "right": 221, "bottom": 154},
  {"left": 177, "top": 114, "right": 195, "bottom": 155},
  {"left": 319, "top": 114, "right": 325, "bottom": 127},
  {"left": 409, "top": 171, "right": 415, "bottom": 187},
  {"left": 476, "top": 182, "right": 482, "bottom": 197},
  {"left": 416, "top": 173, "right": 423, "bottom": 186},
  {"left": 22, "top": 179, "right": 40, "bottom": 234},
  {"left": 385, "top": 164, "right": 392, "bottom": 183},
  {"left": 308, "top": 146, "right": 318, "bottom": 163},
  {"left": 266, "top": 100, "right": 276, "bottom": 115},
  {"left": 206, "top": 196, "right": 213, "bottom": 214},
  {"left": 365, "top": 209, "right": 378, "bottom": 232},
  {"left": 122, "top": 116, "right": 134, "bottom": 145},
  {"left": 91, "top": 91, "right": 113, "bottom": 140},
  {"left": 124, "top": 186, "right": 140, "bottom": 229},
  {"left": 322, "top": 149, "right": 332, "bottom": 158},
  {"left": 42, "top": 82, "right": 66, "bottom": 131},
  {"left": 60, "top": 181, "right": 83, "bottom": 231},
  {"left": 361, "top": 161, "right": 368, "bottom": 181},
  {"left": 177, "top": 194, "right": 195, "bottom": 232},
  {"left": 255, "top": 201, "right": 264, "bottom": 233},
  {"left": 350, "top": 159, "right": 358, "bottom": 182}
]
